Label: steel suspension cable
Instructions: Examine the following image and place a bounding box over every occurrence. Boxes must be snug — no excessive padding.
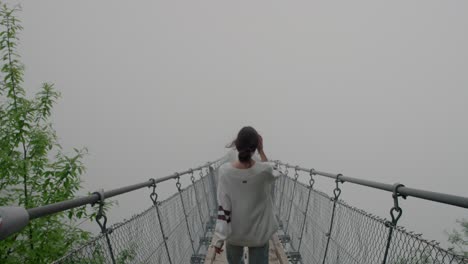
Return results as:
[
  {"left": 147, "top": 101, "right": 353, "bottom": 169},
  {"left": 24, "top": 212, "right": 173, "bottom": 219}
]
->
[{"left": 275, "top": 161, "right": 468, "bottom": 209}]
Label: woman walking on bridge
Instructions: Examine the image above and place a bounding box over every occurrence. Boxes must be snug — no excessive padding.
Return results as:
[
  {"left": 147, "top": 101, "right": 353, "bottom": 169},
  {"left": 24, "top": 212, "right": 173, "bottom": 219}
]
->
[{"left": 214, "top": 126, "right": 279, "bottom": 264}]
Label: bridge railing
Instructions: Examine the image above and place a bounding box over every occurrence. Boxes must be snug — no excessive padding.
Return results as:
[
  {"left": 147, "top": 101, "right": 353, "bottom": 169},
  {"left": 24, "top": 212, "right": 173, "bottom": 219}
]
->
[
  {"left": 0, "top": 158, "right": 224, "bottom": 264},
  {"left": 2, "top": 157, "right": 467, "bottom": 264},
  {"left": 53, "top": 170, "right": 215, "bottom": 264},
  {"left": 273, "top": 161, "right": 468, "bottom": 264},
  {"left": 52, "top": 163, "right": 222, "bottom": 264}
]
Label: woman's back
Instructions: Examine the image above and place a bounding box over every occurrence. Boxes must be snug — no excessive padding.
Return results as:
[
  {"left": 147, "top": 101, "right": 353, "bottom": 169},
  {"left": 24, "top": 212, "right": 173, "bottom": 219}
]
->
[
  {"left": 214, "top": 126, "right": 278, "bottom": 264},
  {"left": 217, "top": 161, "right": 278, "bottom": 247}
]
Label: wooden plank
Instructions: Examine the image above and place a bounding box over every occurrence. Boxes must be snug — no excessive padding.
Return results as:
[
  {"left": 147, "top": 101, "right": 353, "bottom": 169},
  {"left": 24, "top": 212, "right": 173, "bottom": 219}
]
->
[
  {"left": 271, "top": 234, "right": 290, "bottom": 264},
  {"left": 204, "top": 233, "right": 289, "bottom": 264}
]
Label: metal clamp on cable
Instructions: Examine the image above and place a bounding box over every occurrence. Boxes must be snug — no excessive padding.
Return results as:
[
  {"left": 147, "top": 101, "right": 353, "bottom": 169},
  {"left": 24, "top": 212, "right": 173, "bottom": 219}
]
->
[
  {"left": 189, "top": 169, "right": 195, "bottom": 183},
  {"left": 389, "top": 183, "right": 406, "bottom": 226},
  {"left": 273, "top": 160, "right": 279, "bottom": 171},
  {"left": 276, "top": 162, "right": 282, "bottom": 174},
  {"left": 149, "top": 178, "right": 158, "bottom": 206},
  {"left": 336, "top": 173, "right": 345, "bottom": 184},
  {"left": 92, "top": 189, "right": 111, "bottom": 234},
  {"left": 382, "top": 183, "right": 407, "bottom": 264},
  {"left": 207, "top": 162, "right": 215, "bottom": 174},
  {"left": 309, "top": 169, "right": 316, "bottom": 189},
  {"left": 333, "top": 174, "right": 343, "bottom": 200},
  {"left": 175, "top": 173, "right": 181, "bottom": 191},
  {"left": 294, "top": 166, "right": 300, "bottom": 180}
]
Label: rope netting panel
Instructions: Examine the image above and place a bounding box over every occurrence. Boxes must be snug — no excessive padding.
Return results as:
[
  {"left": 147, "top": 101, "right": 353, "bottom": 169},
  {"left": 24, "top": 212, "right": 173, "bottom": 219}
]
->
[
  {"left": 53, "top": 169, "right": 217, "bottom": 264},
  {"left": 274, "top": 168, "right": 468, "bottom": 264}
]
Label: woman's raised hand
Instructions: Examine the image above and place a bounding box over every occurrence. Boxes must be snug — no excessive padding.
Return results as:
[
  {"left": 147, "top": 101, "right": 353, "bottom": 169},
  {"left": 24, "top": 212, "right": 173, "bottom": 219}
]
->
[
  {"left": 257, "top": 134, "right": 268, "bottom": 162},
  {"left": 257, "top": 134, "right": 264, "bottom": 152}
]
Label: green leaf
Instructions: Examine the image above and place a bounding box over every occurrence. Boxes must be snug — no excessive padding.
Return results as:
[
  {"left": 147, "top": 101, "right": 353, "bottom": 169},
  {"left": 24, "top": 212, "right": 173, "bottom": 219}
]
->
[{"left": 0, "top": 4, "right": 95, "bottom": 263}]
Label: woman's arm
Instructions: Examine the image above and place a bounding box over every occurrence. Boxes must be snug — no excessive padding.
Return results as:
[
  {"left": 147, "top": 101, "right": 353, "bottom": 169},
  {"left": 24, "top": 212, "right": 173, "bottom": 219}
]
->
[
  {"left": 257, "top": 134, "right": 268, "bottom": 162},
  {"left": 258, "top": 149, "right": 268, "bottom": 162},
  {"left": 214, "top": 175, "right": 231, "bottom": 253}
]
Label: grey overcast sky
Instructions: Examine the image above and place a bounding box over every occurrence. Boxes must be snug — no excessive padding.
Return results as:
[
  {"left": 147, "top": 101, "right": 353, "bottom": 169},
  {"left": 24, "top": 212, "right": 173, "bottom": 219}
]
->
[{"left": 9, "top": 0, "right": 468, "bottom": 247}]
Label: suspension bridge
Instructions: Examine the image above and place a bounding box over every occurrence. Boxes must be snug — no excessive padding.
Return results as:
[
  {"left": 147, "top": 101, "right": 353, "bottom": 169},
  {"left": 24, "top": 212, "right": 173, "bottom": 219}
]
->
[{"left": 1, "top": 158, "right": 467, "bottom": 264}]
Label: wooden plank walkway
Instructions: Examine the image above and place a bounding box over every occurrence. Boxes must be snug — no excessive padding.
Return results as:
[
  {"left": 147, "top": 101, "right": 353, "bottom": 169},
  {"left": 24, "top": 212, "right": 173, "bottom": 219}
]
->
[{"left": 204, "top": 234, "right": 289, "bottom": 264}]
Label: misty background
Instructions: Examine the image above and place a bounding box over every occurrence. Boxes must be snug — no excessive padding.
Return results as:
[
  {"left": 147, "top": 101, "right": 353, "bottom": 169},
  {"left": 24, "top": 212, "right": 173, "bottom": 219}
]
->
[{"left": 9, "top": 0, "right": 468, "bottom": 248}]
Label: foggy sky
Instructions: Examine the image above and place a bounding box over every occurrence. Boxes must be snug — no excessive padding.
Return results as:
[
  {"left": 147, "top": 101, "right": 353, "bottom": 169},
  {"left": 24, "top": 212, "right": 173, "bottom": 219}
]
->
[{"left": 9, "top": 0, "right": 468, "bottom": 247}]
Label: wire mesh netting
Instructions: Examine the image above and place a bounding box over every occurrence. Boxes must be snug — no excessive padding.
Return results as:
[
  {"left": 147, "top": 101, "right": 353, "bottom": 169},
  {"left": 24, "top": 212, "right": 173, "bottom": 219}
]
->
[
  {"left": 274, "top": 167, "right": 468, "bottom": 264},
  {"left": 53, "top": 168, "right": 218, "bottom": 264},
  {"left": 52, "top": 159, "right": 467, "bottom": 264}
]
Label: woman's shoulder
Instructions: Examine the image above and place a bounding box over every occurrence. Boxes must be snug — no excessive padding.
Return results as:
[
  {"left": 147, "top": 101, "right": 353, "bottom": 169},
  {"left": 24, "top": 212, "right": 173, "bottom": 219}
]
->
[
  {"left": 218, "top": 161, "right": 274, "bottom": 174},
  {"left": 254, "top": 162, "right": 274, "bottom": 174},
  {"left": 220, "top": 161, "right": 236, "bottom": 169},
  {"left": 218, "top": 162, "right": 228, "bottom": 173},
  {"left": 218, "top": 162, "right": 235, "bottom": 175}
]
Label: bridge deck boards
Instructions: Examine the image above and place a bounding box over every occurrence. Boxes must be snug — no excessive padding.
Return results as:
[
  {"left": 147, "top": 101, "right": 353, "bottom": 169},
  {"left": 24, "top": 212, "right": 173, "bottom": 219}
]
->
[{"left": 204, "top": 233, "right": 289, "bottom": 264}]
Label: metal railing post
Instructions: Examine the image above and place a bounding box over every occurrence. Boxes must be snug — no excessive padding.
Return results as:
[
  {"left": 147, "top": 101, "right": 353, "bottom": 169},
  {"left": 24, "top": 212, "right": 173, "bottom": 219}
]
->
[
  {"left": 175, "top": 174, "right": 196, "bottom": 255},
  {"left": 297, "top": 169, "right": 316, "bottom": 252},
  {"left": 208, "top": 166, "right": 218, "bottom": 215},
  {"left": 190, "top": 169, "right": 206, "bottom": 235},
  {"left": 92, "top": 190, "right": 116, "bottom": 264},
  {"left": 277, "top": 165, "right": 288, "bottom": 224},
  {"left": 322, "top": 174, "right": 343, "bottom": 264},
  {"left": 285, "top": 167, "right": 300, "bottom": 234},
  {"left": 199, "top": 169, "right": 212, "bottom": 219},
  {"left": 382, "top": 184, "right": 406, "bottom": 264},
  {"left": 149, "top": 180, "right": 173, "bottom": 264}
]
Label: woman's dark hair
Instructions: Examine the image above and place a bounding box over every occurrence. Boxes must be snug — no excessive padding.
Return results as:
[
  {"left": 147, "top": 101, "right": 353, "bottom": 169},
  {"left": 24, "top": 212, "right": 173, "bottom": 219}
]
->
[{"left": 233, "top": 126, "right": 259, "bottom": 163}]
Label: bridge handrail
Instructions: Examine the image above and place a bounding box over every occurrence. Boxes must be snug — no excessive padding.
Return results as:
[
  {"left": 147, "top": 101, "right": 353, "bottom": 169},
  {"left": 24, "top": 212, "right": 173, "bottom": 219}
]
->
[
  {"left": 0, "top": 158, "right": 225, "bottom": 241},
  {"left": 275, "top": 160, "right": 468, "bottom": 209}
]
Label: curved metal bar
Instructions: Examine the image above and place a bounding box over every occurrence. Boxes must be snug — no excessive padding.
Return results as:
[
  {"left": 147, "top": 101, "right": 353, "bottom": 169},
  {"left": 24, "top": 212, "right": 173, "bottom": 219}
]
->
[
  {"left": 275, "top": 160, "right": 468, "bottom": 209},
  {"left": 27, "top": 158, "right": 223, "bottom": 221}
]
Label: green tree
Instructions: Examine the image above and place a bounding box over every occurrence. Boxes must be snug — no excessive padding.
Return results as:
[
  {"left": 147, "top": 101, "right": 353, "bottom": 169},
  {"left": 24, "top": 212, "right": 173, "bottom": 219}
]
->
[
  {"left": 0, "top": 4, "right": 90, "bottom": 263},
  {"left": 447, "top": 219, "right": 468, "bottom": 257}
]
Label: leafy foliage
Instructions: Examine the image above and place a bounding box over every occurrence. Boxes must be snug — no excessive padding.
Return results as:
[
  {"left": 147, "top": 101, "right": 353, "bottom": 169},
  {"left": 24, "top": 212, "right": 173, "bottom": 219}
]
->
[
  {"left": 448, "top": 219, "right": 468, "bottom": 257},
  {"left": 0, "top": 4, "right": 92, "bottom": 263},
  {"left": 59, "top": 241, "right": 137, "bottom": 264},
  {"left": 117, "top": 243, "right": 137, "bottom": 264}
]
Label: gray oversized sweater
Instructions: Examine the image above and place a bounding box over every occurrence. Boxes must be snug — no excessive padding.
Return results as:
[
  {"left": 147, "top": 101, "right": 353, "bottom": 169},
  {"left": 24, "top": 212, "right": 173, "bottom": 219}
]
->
[{"left": 214, "top": 161, "right": 280, "bottom": 248}]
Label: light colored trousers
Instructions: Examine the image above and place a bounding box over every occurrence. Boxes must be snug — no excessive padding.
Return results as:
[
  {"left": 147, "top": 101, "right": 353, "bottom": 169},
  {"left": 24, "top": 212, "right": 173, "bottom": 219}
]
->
[{"left": 226, "top": 243, "right": 269, "bottom": 264}]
